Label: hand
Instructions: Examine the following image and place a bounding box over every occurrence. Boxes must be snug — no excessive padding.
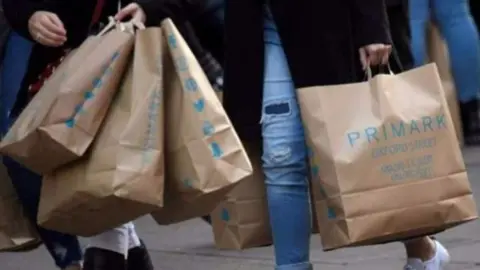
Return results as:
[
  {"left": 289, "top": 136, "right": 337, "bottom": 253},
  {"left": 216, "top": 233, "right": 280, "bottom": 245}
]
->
[
  {"left": 28, "top": 11, "right": 67, "bottom": 47},
  {"left": 115, "top": 3, "right": 146, "bottom": 24},
  {"left": 359, "top": 44, "right": 392, "bottom": 70}
]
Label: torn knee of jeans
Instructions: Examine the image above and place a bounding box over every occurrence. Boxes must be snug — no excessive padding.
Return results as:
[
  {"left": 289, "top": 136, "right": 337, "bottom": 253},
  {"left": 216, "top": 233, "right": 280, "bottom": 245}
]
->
[
  {"left": 266, "top": 145, "right": 292, "bottom": 164},
  {"left": 264, "top": 101, "right": 291, "bottom": 115},
  {"left": 261, "top": 101, "right": 292, "bottom": 123}
]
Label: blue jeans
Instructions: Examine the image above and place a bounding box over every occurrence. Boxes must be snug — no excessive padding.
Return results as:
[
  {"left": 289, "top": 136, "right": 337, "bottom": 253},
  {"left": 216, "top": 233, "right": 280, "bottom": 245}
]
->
[
  {"left": 0, "top": 32, "right": 82, "bottom": 269},
  {"left": 0, "top": 32, "right": 32, "bottom": 135},
  {"left": 409, "top": 0, "right": 480, "bottom": 102},
  {"left": 262, "top": 15, "right": 312, "bottom": 270}
]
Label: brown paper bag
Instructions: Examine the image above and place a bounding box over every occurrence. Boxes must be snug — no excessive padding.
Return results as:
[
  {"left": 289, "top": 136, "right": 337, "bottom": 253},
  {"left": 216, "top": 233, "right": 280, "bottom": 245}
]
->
[
  {"left": 37, "top": 27, "right": 165, "bottom": 236},
  {"left": 427, "top": 23, "right": 463, "bottom": 144},
  {"left": 0, "top": 159, "right": 39, "bottom": 251},
  {"left": 211, "top": 142, "right": 272, "bottom": 250},
  {"left": 298, "top": 63, "right": 478, "bottom": 251},
  {"left": 212, "top": 142, "right": 320, "bottom": 250},
  {"left": 0, "top": 23, "right": 134, "bottom": 174},
  {"left": 151, "top": 19, "right": 252, "bottom": 225}
]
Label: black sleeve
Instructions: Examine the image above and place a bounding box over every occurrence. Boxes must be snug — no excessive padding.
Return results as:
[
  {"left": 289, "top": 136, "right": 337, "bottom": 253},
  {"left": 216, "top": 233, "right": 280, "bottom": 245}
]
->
[
  {"left": 348, "top": 0, "right": 391, "bottom": 49},
  {"left": 2, "top": 0, "right": 62, "bottom": 40},
  {"left": 136, "top": 0, "right": 205, "bottom": 26}
]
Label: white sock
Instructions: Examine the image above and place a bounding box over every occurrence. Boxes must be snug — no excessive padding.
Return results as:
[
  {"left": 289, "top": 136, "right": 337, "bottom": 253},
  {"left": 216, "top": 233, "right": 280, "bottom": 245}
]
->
[
  {"left": 88, "top": 223, "right": 133, "bottom": 258},
  {"left": 127, "top": 222, "right": 142, "bottom": 250}
]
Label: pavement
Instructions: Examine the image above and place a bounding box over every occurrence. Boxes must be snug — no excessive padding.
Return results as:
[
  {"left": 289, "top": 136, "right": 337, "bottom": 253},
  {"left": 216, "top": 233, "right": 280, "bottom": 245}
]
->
[{"left": 3, "top": 148, "right": 480, "bottom": 269}]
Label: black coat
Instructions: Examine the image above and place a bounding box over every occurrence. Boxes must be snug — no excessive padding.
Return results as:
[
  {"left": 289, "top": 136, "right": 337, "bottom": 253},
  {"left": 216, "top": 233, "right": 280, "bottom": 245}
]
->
[{"left": 222, "top": 0, "right": 391, "bottom": 140}]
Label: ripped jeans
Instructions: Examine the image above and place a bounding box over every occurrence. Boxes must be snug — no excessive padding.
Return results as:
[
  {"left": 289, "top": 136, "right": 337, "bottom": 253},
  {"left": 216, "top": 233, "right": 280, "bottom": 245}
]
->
[{"left": 262, "top": 16, "right": 312, "bottom": 270}]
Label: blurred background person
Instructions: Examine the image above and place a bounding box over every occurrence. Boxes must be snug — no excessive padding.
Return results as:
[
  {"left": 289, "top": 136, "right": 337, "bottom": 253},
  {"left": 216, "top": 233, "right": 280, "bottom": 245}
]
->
[{"left": 409, "top": 0, "right": 480, "bottom": 146}]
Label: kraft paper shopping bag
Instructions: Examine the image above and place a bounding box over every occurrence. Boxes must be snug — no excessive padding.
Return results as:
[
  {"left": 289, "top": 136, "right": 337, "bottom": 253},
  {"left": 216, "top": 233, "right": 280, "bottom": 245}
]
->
[
  {"left": 151, "top": 19, "right": 252, "bottom": 225},
  {"left": 299, "top": 63, "right": 477, "bottom": 251},
  {"left": 38, "top": 26, "right": 165, "bottom": 236}
]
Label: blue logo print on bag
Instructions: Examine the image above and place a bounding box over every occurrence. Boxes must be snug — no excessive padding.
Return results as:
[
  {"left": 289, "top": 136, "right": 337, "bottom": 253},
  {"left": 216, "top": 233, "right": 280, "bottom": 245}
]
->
[
  {"left": 311, "top": 165, "right": 319, "bottom": 177},
  {"left": 65, "top": 118, "right": 75, "bottom": 128},
  {"left": 327, "top": 207, "right": 336, "bottom": 219},
  {"left": 210, "top": 142, "right": 223, "bottom": 158},
  {"left": 167, "top": 34, "right": 177, "bottom": 48},
  {"left": 64, "top": 51, "right": 120, "bottom": 128},
  {"left": 193, "top": 98, "right": 205, "bottom": 112},
  {"left": 221, "top": 208, "right": 230, "bottom": 222},
  {"left": 84, "top": 91, "right": 94, "bottom": 100},
  {"left": 184, "top": 78, "right": 198, "bottom": 92},
  {"left": 203, "top": 121, "right": 215, "bottom": 136},
  {"left": 183, "top": 178, "right": 193, "bottom": 188}
]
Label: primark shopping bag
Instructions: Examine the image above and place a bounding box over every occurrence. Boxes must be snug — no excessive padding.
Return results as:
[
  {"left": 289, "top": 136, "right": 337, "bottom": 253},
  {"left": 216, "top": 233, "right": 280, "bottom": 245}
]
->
[
  {"left": 38, "top": 25, "right": 165, "bottom": 236},
  {"left": 298, "top": 63, "right": 478, "bottom": 251},
  {"left": 151, "top": 19, "right": 252, "bottom": 225},
  {"left": 0, "top": 21, "right": 134, "bottom": 174}
]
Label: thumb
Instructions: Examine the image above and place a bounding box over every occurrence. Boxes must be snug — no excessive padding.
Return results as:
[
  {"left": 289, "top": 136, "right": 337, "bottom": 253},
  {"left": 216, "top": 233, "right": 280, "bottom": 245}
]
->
[{"left": 115, "top": 4, "right": 138, "bottom": 21}]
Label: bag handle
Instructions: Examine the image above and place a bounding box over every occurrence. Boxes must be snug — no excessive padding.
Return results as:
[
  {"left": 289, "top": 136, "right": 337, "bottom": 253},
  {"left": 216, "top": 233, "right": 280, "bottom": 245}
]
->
[
  {"left": 365, "top": 63, "right": 394, "bottom": 80},
  {"left": 97, "top": 17, "right": 145, "bottom": 36}
]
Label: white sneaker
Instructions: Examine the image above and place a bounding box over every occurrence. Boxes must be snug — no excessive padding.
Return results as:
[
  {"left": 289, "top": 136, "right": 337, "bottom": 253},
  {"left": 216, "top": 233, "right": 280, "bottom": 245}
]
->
[{"left": 404, "top": 240, "right": 450, "bottom": 270}]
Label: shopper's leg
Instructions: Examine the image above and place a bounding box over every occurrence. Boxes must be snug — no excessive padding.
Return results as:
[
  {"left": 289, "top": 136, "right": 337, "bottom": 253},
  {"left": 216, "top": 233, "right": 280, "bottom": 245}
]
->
[
  {"left": 127, "top": 223, "right": 153, "bottom": 270},
  {"left": 3, "top": 157, "right": 82, "bottom": 269},
  {"left": 0, "top": 32, "right": 33, "bottom": 135},
  {"left": 432, "top": 0, "right": 480, "bottom": 102},
  {"left": 85, "top": 224, "right": 129, "bottom": 270},
  {"left": 261, "top": 17, "right": 311, "bottom": 270},
  {"left": 432, "top": 0, "right": 480, "bottom": 145},
  {"left": 86, "top": 222, "right": 153, "bottom": 270},
  {"left": 403, "top": 236, "right": 450, "bottom": 270},
  {"left": 409, "top": 0, "right": 431, "bottom": 67}
]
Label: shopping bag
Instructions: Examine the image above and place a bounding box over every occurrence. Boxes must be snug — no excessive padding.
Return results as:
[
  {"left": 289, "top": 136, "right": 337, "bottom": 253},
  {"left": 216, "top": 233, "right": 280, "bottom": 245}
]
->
[
  {"left": 211, "top": 141, "right": 272, "bottom": 250},
  {"left": 0, "top": 158, "right": 39, "bottom": 251},
  {"left": 427, "top": 23, "right": 463, "bottom": 144},
  {"left": 37, "top": 26, "right": 165, "bottom": 236},
  {"left": 298, "top": 63, "right": 478, "bottom": 251},
  {"left": 151, "top": 19, "right": 252, "bottom": 225},
  {"left": 0, "top": 22, "right": 134, "bottom": 174}
]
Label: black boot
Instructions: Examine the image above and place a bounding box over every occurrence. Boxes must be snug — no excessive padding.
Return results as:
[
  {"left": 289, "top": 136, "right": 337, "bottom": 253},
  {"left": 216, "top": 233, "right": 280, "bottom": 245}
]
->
[
  {"left": 459, "top": 99, "right": 480, "bottom": 146},
  {"left": 201, "top": 215, "right": 212, "bottom": 224},
  {"left": 83, "top": 247, "right": 126, "bottom": 270},
  {"left": 127, "top": 240, "right": 154, "bottom": 270}
]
